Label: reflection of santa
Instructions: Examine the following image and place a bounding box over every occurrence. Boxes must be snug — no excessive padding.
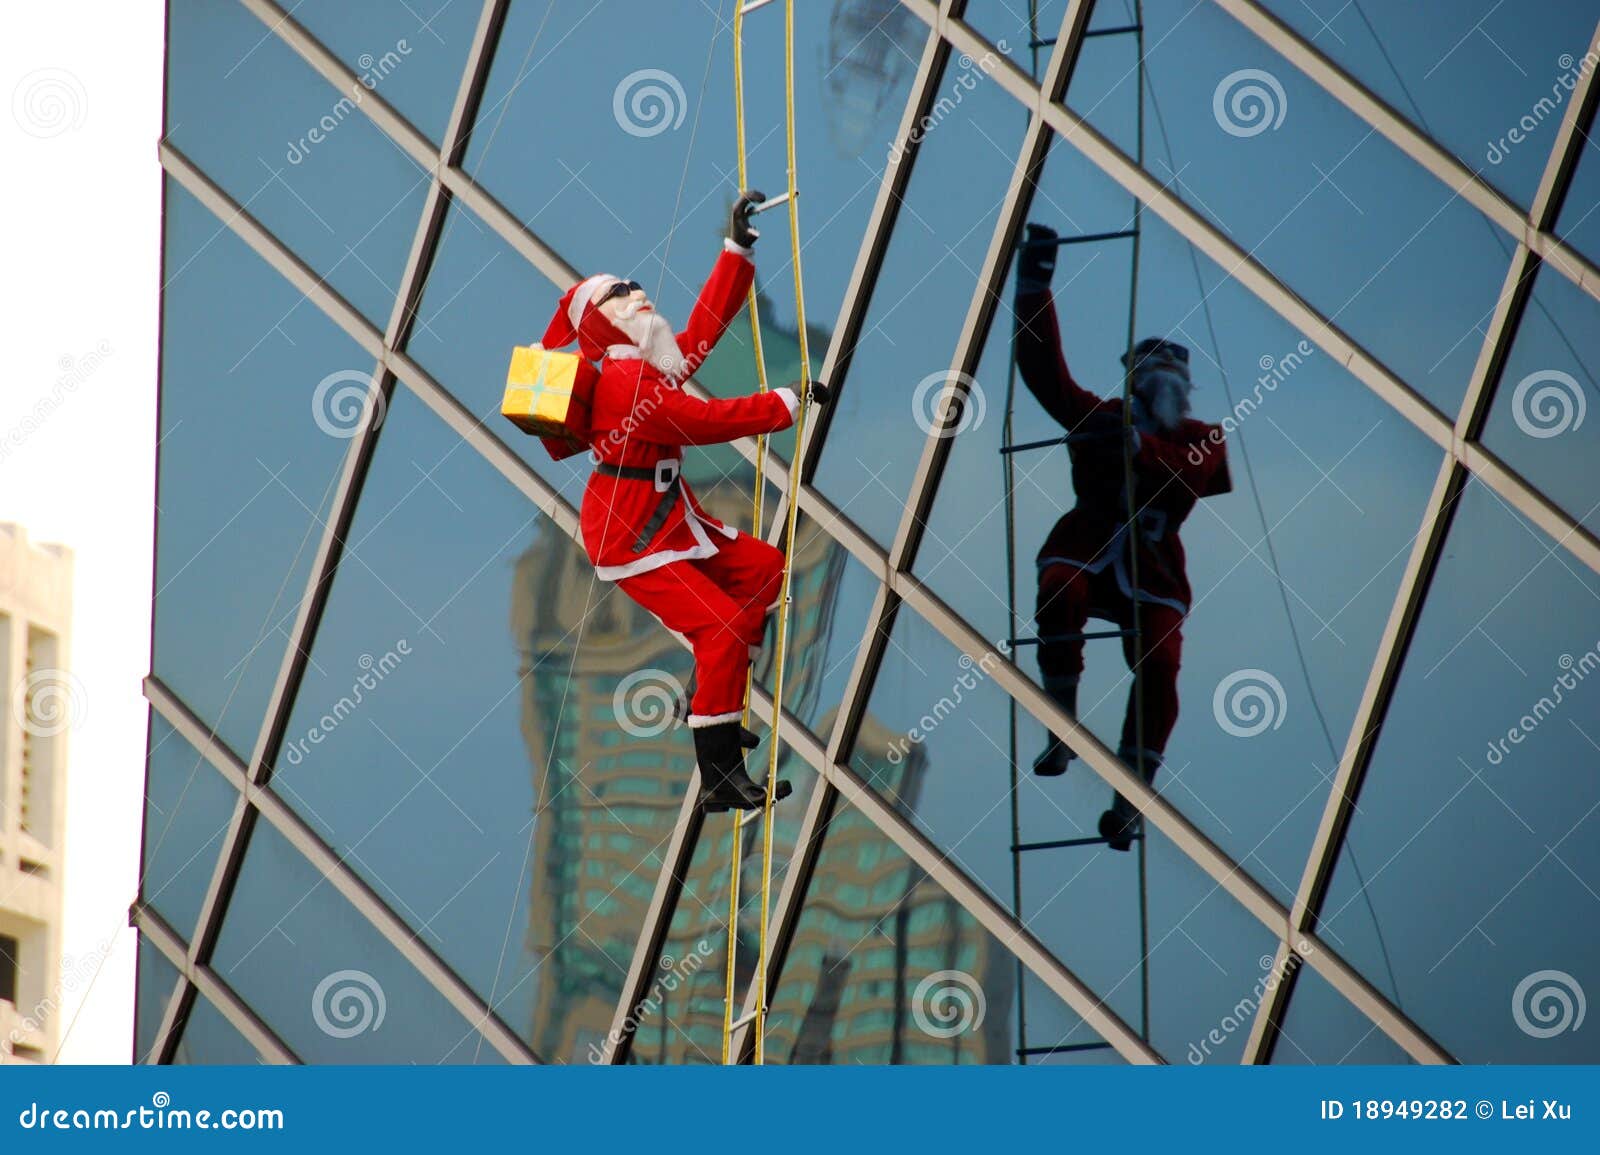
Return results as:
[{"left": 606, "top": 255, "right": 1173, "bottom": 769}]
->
[
  {"left": 1014, "top": 223, "right": 1232, "bottom": 850},
  {"left": 541, "top": 191, "right": 830, "bottom": 813}
]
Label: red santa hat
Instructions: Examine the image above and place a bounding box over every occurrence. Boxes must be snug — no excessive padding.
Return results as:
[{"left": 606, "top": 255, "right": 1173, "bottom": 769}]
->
[{"left": 543, "top": 273, "right": 629, "bottom": 361}]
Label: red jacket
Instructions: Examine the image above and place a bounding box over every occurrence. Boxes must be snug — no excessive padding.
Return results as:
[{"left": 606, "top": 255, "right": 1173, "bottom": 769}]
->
[
  {"left": 1015, "top": 286, "right": 1231, "bottom": 614},
  {"left": 581, "top": 245, "right": 797, "bottom": 581}
]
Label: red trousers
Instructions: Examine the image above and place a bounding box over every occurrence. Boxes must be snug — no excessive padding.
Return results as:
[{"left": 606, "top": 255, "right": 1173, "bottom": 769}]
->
[
  {"left": 1036, "top": 560, "right": 1184, "bottom": 759},
  {"left": 617, "top": 532, "right": 785, "bottom": 725}
]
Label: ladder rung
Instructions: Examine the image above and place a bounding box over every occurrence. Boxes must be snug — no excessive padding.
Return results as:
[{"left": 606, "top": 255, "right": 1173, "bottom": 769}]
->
[
  {"left": 1017, "top": 1041, "right": 1115, "bottom": 1056},
  {"left": 1018, "top": 227, "right": 1138, "bottom": 250},
  {"left": 739, "top": 0, "right": 778, "bottom": 14},
  {"left": 750, "top": 189, "right": 795, "bottom": 215},
  {"left": 1004, "top": 628, "right": 1139, "bottom": 649},
  {"left": 1030, "top": 24, "right": 1141, "bottom": 49},
  {"left": 730, "top": 1006, "right": 763, "bottom": 1031},
  {"left": 997, "top": 429, "right": 1120, "bottom": 454},
  {"left": 1013, "top": 832, "right": 1142, "bottom": 852}
]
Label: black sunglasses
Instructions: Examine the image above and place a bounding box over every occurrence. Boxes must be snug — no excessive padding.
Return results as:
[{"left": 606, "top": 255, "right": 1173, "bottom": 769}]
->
[{"left": 594, "top": 279, "right": 643, "bottom": 307}]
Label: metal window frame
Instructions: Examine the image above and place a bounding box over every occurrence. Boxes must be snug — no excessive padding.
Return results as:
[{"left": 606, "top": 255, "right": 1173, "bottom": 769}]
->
[{"left": 139, "top": 0, "right": 1600, "bottom": 1067}]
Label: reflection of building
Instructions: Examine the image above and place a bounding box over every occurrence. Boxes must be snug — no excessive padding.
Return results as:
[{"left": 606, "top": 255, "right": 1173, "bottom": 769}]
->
[
  {"left": 0, "top": 524, "right": 72, "bottom": 1065},
  {"left": 823, "top": 0, "right": 925, "bottom": 158}
]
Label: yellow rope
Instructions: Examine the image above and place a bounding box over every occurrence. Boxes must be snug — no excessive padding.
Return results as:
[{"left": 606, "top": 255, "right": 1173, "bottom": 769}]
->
[{"left": 721, "top": 0, "right": 813, "bottom": 1067}]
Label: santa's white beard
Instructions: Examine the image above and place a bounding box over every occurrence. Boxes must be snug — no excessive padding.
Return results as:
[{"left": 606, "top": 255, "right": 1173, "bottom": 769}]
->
[{"left": 613, "top": 305, "right": 687, "bottom": 379}]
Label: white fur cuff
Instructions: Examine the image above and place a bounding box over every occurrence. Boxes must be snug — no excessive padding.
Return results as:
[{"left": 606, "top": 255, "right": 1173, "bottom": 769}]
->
[
  {"left": 723, "top": 238, "right": 754, "bottom": 258},
  {"left": 687, "top": 710, "right": 743, "bottom": 728},
  {"left": 774, "top": 387, "right": 799, "bottom": 419}
]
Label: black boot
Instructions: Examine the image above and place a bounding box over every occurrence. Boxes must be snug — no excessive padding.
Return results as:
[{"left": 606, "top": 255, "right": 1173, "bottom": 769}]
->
[
  {"left": 694, "top": 722, "right": 791, "bottom": 813},
  {"left": 1032, "top": 676, "right": 1080, "bottom": 777},
  {"left": 1098, "top": 748, "right": 1158, "bottom": 852}
]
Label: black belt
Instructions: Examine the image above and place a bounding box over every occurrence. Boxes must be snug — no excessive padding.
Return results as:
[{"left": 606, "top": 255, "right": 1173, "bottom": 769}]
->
[{"left": 595, "top": 460, "right": 683, "bottom": 553}]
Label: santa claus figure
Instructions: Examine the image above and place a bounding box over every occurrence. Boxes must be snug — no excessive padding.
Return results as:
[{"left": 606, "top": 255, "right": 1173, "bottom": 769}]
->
[
  {"left": 542, "top": 191, "right": 829, "bottom": 812},
  {"left": 1013, "top": 223, "right": 1231, "bottom": 850}
]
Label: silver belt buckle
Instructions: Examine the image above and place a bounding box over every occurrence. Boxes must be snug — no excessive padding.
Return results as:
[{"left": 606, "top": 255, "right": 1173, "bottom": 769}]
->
[{"left": 654, "top": 457, "right": 680, "bottom": 492}]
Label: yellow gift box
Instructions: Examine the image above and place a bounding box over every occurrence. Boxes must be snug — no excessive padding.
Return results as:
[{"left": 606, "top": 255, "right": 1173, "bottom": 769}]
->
[{"left": 501, "top": 344, "right": 582, "bottom": 437}]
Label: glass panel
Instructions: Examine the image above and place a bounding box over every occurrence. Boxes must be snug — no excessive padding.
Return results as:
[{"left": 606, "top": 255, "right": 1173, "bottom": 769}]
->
[
  {"left": 1270, "top": 964, "right": 1411, "bottom": 1065},
  {"left": 141, "top": 713, "right": 239, "bottom": 942},
  {"left": 851, "top": 611, "right": 1280, "bottom": 1061},
  {"left": 1260, "top": 0, "right": 1598, "bottom": 211},
  {"left": 1480, "top": 265, "right": 1600, "bottom": 537},
  {"left": 154, "top": 181, "right": 359, "bottom": 758},
  {"left": 918, "top": 165, "right": 1439, "bottom": 904},
  {"left": 266, "top": 387, "right": 683, "bottom": 1062},
  {"left": 165, "top": 0, "right": 430, "bottom": 324},
  {"left": 1066, "top": 0, "right": 1509, "bottom": 416},
  {"left": 463, "top": 0, "right": 919, "bottom": 351},
  {"left": 1319, "top": 479, "right": 1600, "bottom": 1063},
  {"left": 969, "top": 0, "right": 1140, "bottom": 70},
  {"left": 171, "top": 993, "right": 260, "bottom": 1066},
  {"left": 292, "top": 0, "right": 483, "bottom": 146},
  {"left": 211, "top": 820, "right": 504, "bottom": 1064},
  {"left": 134, "top": 935, "right": 181, "bottom": 1064},
  {"left": 626, "top": 727, "right": 819, "bottom": 1065},
  {"left": 765, "top": 794, "right": 1121, "bottom": 1065},
  {"left": 407, "top": 204, "right": 786, "bottom": 511},
  {"left": 812, "top": 46, "right": 1027, "bottom": 544},
  {"left": 1556, "top": 131, "right": 1600, "bottom": 266}
]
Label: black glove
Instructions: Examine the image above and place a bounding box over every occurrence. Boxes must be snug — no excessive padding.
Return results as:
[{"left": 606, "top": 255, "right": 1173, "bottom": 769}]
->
[
  {"left": 808, "top": 380, "right": 831, "bottom": 406},
  {"left": 1016, "top": 223, "right": 1058, "bottom": 290},
  {"left": 729, "top": 189, "right": 765, "bottom": 248}
]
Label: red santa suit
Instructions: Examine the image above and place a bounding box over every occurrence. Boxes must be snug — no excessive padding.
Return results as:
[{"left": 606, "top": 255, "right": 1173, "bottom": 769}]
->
[
  {"left": 1015, "top": 285, "right": 1231, "bottom": 761},
  {"left": 543, "top": 241, "right": 799, "bottom": 728}
]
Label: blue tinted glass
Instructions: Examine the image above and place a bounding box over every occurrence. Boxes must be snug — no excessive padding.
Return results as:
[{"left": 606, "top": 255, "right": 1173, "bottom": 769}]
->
[
  {"left": 292, "top": 1, "right": 483, "bottom": 145},
  {"left": 1271, "top": 964, "right": 1411, "bottom": 1065},
  {"left": 851, "top": 610, "right": 1280, "bottom": 1062},
  {"left": 1556, "top": 132, "right": 1600, "bottom": 264},
  {"left": 266, "top": 387, "right": 687, "bottom": 1062},
  {"left": 1066, "top": 1, "right": 1508, "bottom": 416},
  {"left": 211, "top": 819, "right": 503, "bottom": 1064},
  {"left": 135, "top": 935, "right": 181, "bottom": 1065},
  {"left": 1320, "top": 480, "right": 1600, "bottom": 1062},
  {"left": 628, "top": 729, "right": 819, "bottom": 1065},
  {"left": 166, "top": 0, "right": 429, "bottom": 324},
  {"left": 171, "top": 993, "right": 260, "bottom": 1066},
  {"left": 141, "top": 713, "right": 239, "bottom": 941},
  {"left": 154, "top": 181, "right": 361, "bottom": 757},
  {"left": 765, "top": 795, "right": 1122, "bottom": 1065},
  {"left": 1480, "top": 266, "right": 1600, "bottom": 536},
  {"left": 1260, "top": 0, "right": 1598, "bottom": 210},
  {"left": 919, "top": 177, "right": 1438, "bottom": 905},
  {"left": 813, "top": 48, "right": 1026, "bottom": 544}
]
